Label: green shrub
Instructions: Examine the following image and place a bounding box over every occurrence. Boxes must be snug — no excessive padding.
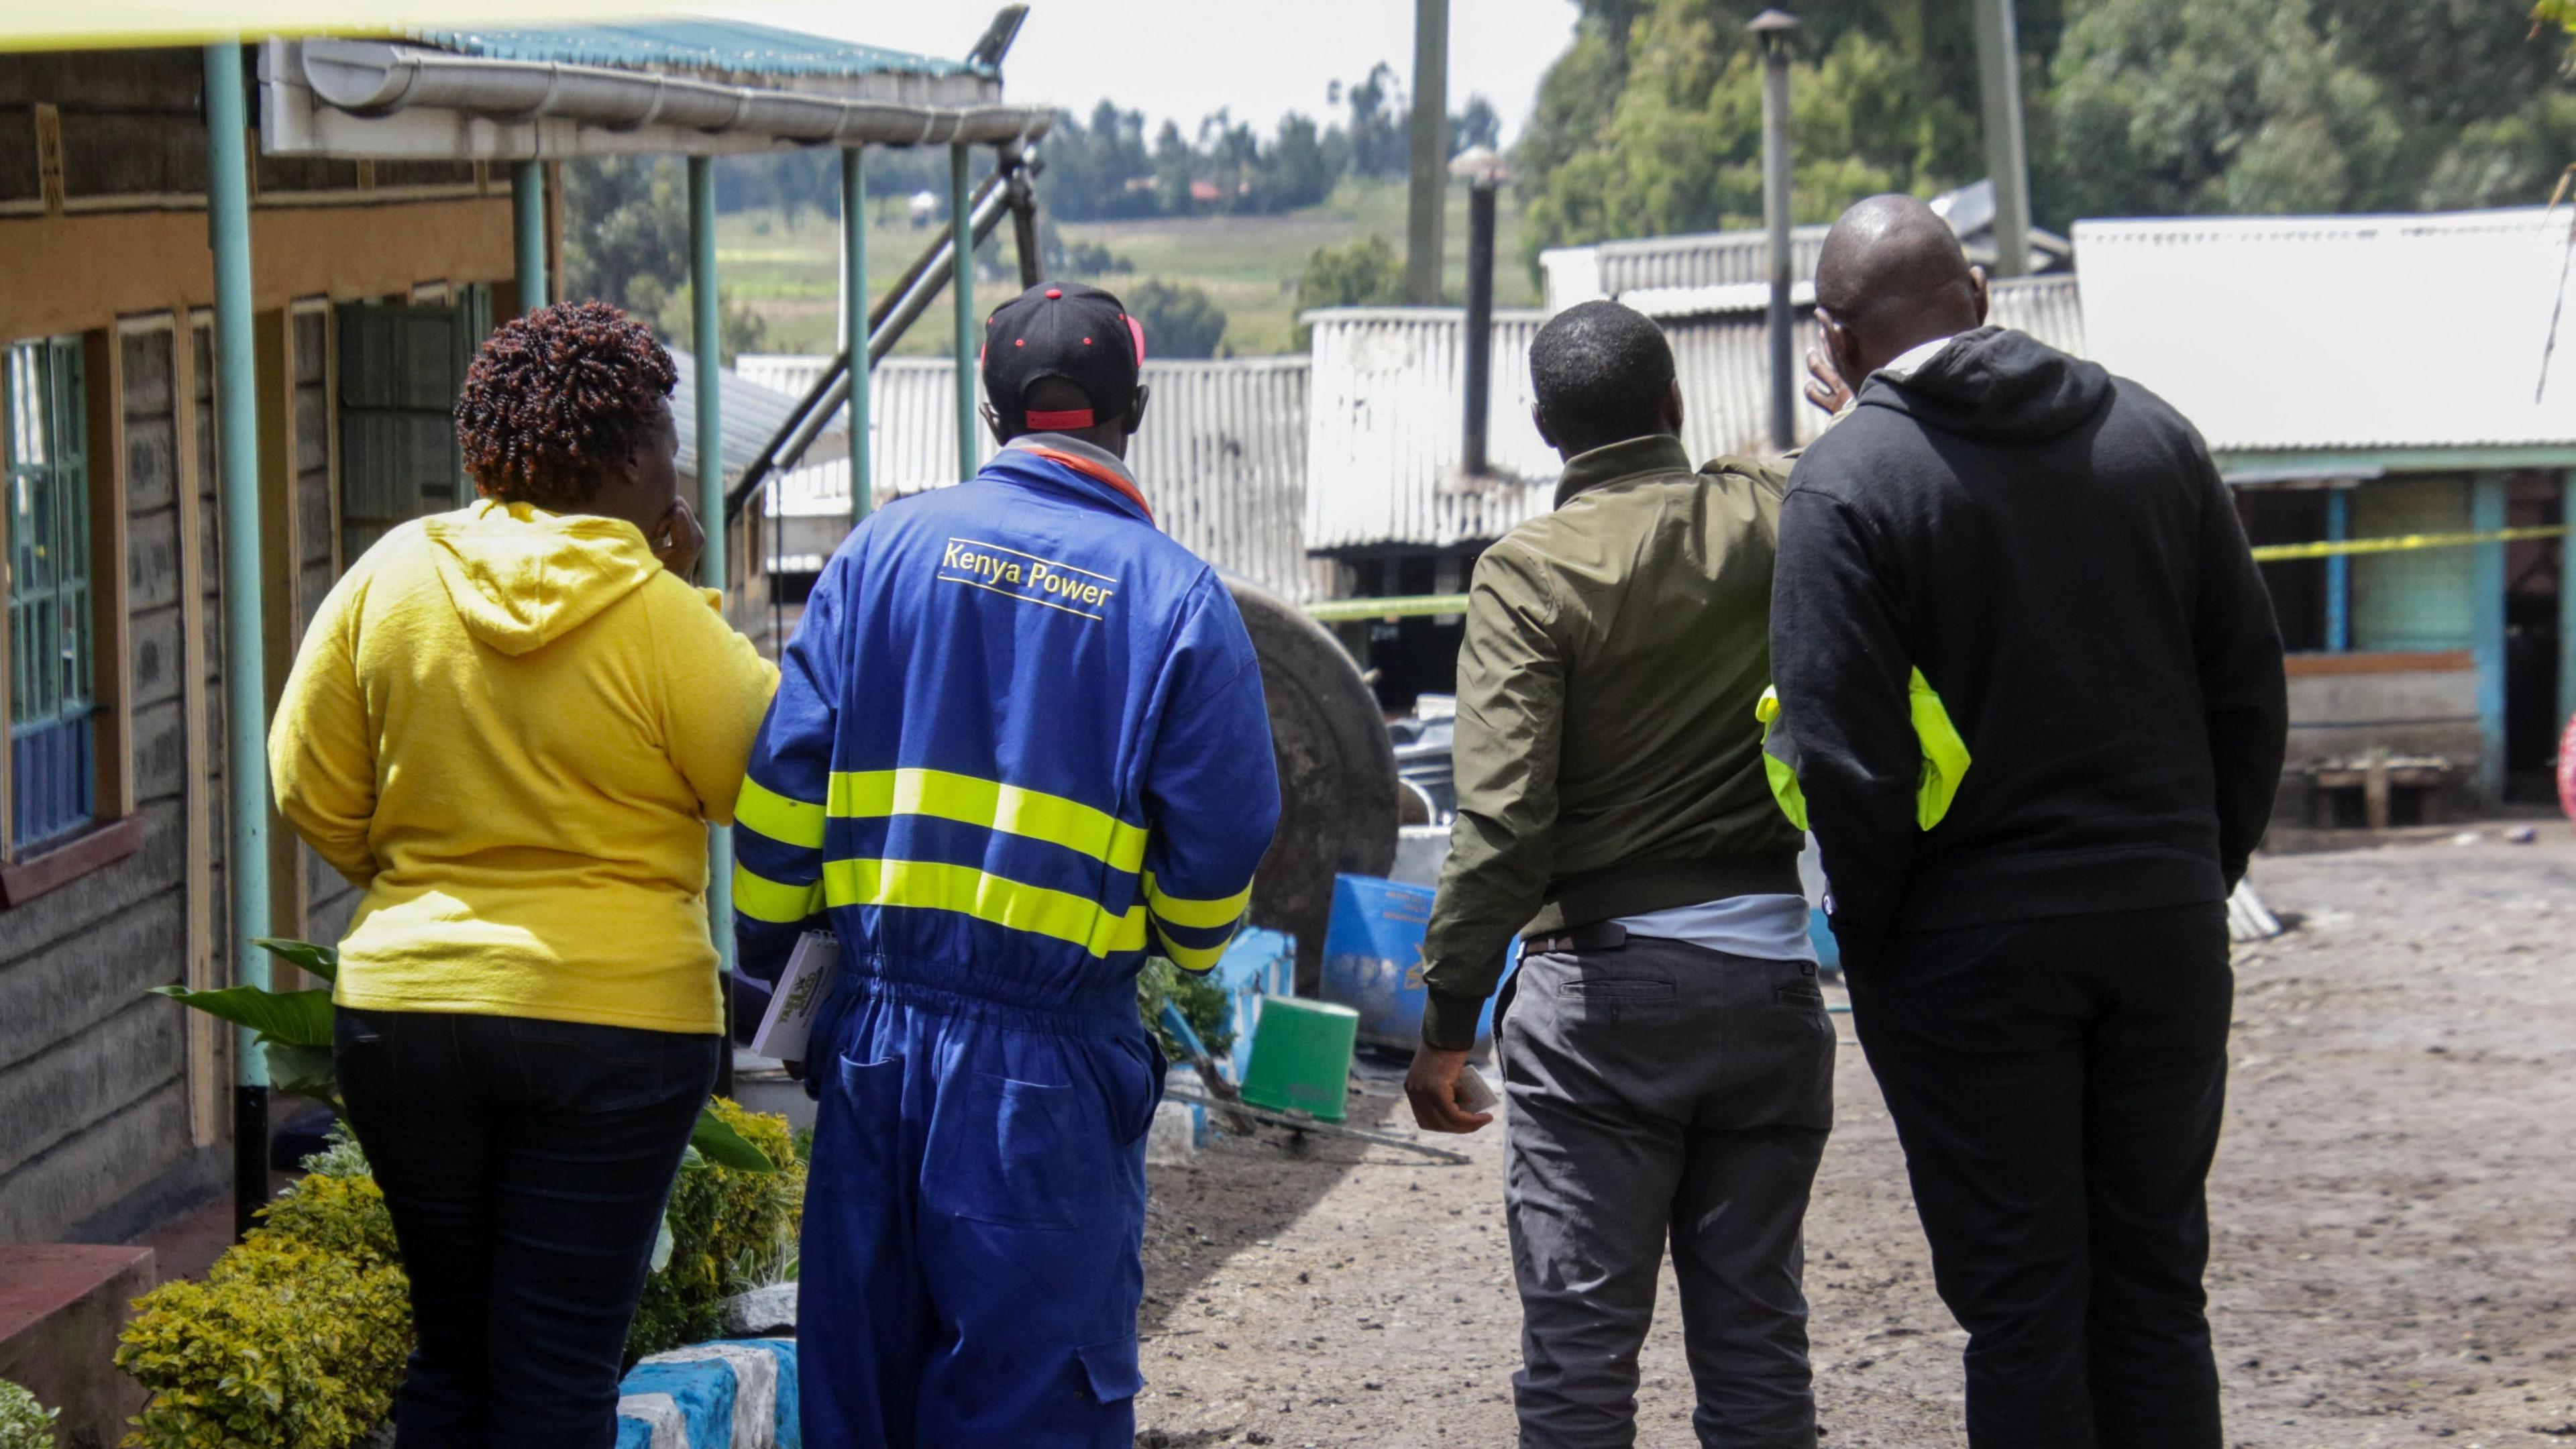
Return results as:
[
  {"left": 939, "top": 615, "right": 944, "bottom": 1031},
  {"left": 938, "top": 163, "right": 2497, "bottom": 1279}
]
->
[
  {"left": 1137, "top": 956, "right": 1234, "bottom": 1061},
  {"left": 628, "top": 1099, "right": 804, "bottom": 1358},
  {"left": 0, "top": 1380, "right": 56, "bottom": 1449},
  {"left": 115, "top": 1230, "right": 411, "bottom": 1449},
  {"left": 117, "top": 1104, "right": 800, "bottom": 1444}
]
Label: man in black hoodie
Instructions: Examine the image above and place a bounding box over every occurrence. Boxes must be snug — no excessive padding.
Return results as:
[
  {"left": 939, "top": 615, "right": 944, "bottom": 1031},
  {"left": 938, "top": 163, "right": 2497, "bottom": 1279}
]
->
[{"left": 1768, "top": 195, "right": 2287, "bottom": 1449}]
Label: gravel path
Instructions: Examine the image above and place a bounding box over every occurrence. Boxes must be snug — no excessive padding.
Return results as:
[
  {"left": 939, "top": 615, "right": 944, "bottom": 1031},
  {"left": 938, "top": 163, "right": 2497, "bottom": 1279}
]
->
[{"left": 1135, "top": 822, "right": 2576, "bottom": 1448}]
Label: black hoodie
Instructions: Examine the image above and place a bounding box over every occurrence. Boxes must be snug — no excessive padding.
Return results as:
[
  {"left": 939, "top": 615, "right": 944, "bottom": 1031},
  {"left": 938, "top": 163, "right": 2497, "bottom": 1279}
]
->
[{"left": 1770, "top": 327, "right": 2287, "bottom": 961}]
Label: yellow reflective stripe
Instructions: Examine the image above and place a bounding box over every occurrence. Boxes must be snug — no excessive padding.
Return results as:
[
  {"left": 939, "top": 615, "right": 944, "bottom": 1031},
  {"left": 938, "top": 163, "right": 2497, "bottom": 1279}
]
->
[
  {"left": 822, "top": 857, "right": 1149, "bottom": 958},
  {"left": 1908, "top": 669, "right": 1972, "bottom": 830},
  {"left": 1756, "top": 686, "right": 1809, "bottom": 830},
  {"left": 1155, "top": 932, "right": 1230, "bottom": 974},
  {"left": 828, "top": 769, "right": 1149, "bottom": 873},
  {"left": 734, "top": 862, "right": 824, "bottom": 924},
  {"left": 736, "top": 776, "right": 826, "bottom": 849},
  {"left": 1142, "top": 872, "right": 1252, "bottom": 930}
]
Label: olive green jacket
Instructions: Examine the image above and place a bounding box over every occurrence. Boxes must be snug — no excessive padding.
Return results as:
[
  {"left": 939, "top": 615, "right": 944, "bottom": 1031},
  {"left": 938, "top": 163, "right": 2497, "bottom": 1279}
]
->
[{"left": 1419, "top": 433, "right": 1805, "bottom": 1051}]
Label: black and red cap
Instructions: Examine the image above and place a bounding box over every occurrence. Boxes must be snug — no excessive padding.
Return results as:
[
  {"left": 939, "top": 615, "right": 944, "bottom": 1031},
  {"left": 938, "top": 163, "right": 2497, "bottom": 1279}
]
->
[{"left": 980, "top": 280, "right": 1146, "bottom": 434}]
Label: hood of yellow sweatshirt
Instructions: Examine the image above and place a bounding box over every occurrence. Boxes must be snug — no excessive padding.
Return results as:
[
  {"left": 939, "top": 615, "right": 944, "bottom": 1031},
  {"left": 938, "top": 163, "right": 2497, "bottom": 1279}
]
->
[{"left": 422, "top": 500, "right": 663, "bottom": 657}]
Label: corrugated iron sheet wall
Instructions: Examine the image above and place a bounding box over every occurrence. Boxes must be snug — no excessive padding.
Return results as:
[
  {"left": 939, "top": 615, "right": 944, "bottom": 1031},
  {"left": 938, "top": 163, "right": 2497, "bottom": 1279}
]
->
[
  {"left": 1303, "top": 309, "right": 1558, "bottom": 553},
  {"left": 1303, "top": 276, "right": 2086, "bottom": 551}
]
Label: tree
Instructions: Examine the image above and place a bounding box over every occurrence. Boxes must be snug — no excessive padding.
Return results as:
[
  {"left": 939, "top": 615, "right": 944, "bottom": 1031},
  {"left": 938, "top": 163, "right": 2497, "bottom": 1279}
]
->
[
  {"left": 561, "top": 156, "right": 766, "bottom": 365},
  {"left": 2047, "top": 0, "right": 2405, "bottom": 220},
  {"left": 1513, "top": 0, "right": 1982, "bottom": 264},
  {"left": 1127, "top": 279, "right": 1230, "bottom": 359},
  {"left": 1293, "top": 234, "right": 1405, "bottom": 345},
  {"left": 1450, "top": 95, "right": 1504, "bottom": 156}
]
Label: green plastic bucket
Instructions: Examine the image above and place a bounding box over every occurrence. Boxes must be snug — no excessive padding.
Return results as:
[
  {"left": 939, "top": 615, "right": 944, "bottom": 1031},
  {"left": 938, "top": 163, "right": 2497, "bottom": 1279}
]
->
[{"left": 1238, "top": 997, "right": 1360, "bottom": 1122}]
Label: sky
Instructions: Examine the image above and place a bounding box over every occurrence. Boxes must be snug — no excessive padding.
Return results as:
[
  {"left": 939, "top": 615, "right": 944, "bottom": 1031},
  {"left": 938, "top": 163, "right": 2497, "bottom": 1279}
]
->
[{"left": 731, "top": 0, "right": 1579, "bottom": 142}]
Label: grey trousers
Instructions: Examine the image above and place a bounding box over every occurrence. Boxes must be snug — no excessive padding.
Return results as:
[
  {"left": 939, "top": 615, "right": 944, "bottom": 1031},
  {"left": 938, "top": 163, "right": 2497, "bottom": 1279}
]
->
[{"left": 1501, "top": 936, "right": 1836, "bottom": 1449}]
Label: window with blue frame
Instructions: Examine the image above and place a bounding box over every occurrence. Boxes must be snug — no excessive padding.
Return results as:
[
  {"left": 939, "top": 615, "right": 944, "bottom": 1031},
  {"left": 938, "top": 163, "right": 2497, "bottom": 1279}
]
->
[{"left": 5, "top": 336, "right": 95, "bottom": 851}]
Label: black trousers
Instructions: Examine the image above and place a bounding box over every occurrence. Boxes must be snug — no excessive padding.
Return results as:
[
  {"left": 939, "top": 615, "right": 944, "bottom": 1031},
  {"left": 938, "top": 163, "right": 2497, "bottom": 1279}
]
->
[
  {"left": 336, "top": 1007, "right": 721, "bottom": 1449},
  {"left": 1846, "top": 902, "right": 2231, "bottom": 1449}
]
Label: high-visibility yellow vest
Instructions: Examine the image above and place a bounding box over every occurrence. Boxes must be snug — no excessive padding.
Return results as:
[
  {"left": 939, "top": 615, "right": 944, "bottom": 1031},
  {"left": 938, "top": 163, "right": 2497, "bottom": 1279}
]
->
[{"left": 1756, "top": 670, "right": 1972, "bottom": 833}]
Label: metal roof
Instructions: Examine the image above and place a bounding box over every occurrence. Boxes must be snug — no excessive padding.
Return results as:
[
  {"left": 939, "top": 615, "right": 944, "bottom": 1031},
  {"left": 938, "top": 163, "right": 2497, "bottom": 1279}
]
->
[
  {"left": 401, "top": 20, "right": 984, "bottom": 79},
  {"left": 670, "top": 351, "right": 804, "bottom": 484},
  {"left": 1541, "top": 226, "right": 1834, "bottom": 311},
  {"left": 1302, "top": 276, "right": 2089, "bottom": 550},
  {"left": 2075, "top": 208, "right": 2576, "bottom": 454}
]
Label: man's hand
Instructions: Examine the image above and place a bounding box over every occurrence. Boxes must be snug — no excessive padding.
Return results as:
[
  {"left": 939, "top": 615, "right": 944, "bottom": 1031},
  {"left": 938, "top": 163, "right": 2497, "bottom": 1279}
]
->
[
  {"left": 651, "top": 497, "right": 706, "bottom": 580},
  {"left": 1803, "top": 346, "right": 1855, "bottom": 416},
  {"left": 1404, "top": 1045, "right": 1495, "bottom": 1134}
]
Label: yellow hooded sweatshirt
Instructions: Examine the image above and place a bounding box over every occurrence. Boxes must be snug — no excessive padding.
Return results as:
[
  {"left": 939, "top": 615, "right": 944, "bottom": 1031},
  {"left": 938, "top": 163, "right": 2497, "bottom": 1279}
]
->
[{"left": 270, "top": 500, "right": 780, "bottom": 1034}]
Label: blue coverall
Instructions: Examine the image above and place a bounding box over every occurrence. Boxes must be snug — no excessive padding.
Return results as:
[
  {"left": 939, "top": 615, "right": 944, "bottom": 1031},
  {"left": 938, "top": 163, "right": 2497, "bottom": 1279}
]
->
[{"left": 731, "top": 437, "right": 1281, "bottom": 1449}]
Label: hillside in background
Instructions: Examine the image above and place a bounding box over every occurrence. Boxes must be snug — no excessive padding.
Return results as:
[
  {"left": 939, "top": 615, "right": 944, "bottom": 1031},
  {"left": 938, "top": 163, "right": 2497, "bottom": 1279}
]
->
[{"left": 717, "top": 175, "right": 1542, "bottom": 361}]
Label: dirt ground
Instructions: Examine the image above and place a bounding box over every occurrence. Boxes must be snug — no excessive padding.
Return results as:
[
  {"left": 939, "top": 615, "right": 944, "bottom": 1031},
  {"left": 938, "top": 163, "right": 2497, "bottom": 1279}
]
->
[{"left": 1135, "top": 821, "right": 2576, "bottom": 1448}]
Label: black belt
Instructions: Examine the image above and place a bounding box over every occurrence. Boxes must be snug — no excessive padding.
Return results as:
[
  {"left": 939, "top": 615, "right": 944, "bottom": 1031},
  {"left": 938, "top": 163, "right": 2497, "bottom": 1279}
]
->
[{"left": 1519, "top": 921, "right": 1628, "bottom": 956}]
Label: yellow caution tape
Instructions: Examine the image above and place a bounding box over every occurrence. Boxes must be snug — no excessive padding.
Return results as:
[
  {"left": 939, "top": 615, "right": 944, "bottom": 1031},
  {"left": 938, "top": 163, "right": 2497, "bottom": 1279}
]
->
[
  {"left": 1303, "top": 594, "right": 1472, "bottom": 623},
  {"left": 1299, "top": 526, "right": 2575, "bottom": 621},
  {"left": 2247, "top": 525, "right": 2571, "bottom": 562}
]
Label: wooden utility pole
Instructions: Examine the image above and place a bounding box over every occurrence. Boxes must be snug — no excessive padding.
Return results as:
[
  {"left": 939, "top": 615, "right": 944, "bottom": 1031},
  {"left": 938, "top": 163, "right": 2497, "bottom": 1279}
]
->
[
  {"left": 1405, "top": 0, "right": 1450, "bottom": 305},
  {"left": 1974, "top": 0, "right": 2033, "bottom": 277}
]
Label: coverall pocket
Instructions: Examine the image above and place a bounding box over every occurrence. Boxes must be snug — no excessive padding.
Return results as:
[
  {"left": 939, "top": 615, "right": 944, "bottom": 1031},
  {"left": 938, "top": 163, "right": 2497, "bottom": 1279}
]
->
[
  {"left": 924, "top": 1071, "right": 1081, "bottom": 1230},
  {"left": 1075, "top": 1336, "right": 1144, "bottom": 1403},
  {"left": 820, "top": 1052, "right": 906, "bottom": 1204}
]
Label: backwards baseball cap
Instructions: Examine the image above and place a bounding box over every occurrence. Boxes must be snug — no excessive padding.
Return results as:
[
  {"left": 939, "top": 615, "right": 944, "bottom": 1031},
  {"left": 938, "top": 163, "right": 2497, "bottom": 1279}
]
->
[{"left": 981, "top": 280, "right": 1147, "bottom": 434}]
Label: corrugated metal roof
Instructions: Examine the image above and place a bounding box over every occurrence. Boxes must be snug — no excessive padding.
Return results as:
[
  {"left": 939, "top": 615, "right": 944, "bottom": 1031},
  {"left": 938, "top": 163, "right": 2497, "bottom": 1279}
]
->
[
  {"left": 670, "top": 351, "right": 803, "bottom": 484},
  {"left": 403, "top": 20, "right": 983, "bottom": 79},
  {"left": 1303, "top": 276, "right": 2088, "bottom": 550},
  {"left": 2075, "top": 208, "right": 2576, "bottom": 453},
  {"left": 755, "top": 356, "right": 1321, "bottom": 602},
  {"left": 1542, "top": 225, "right": 1833, "bottom": 311}
]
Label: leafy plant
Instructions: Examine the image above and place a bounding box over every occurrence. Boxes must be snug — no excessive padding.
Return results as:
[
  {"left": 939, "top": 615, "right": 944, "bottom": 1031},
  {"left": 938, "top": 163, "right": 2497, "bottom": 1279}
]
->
[
  {"left": 118, "top": 1103, "right": 802, "bottom": 1445},
  {"left": 0, "top": 1380, "right": 55, "bottom": 1449},
  {"left": 1136, "top": 956, "right": 1234, "bottom": 1062},
  {"left": 116, "top": 1177, "right": 411, "bottom": 1449},
  {"left": 628, "top": 1099, "right": 804, "bottom": 1358}
]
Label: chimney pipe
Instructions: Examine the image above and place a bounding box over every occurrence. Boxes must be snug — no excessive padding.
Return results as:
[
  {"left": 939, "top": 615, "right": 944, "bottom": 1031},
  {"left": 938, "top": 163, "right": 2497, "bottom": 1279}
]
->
[
  {"left": 1453, "top": 148, "right": 1508, "bottom": 477},
  {"left": 1752, "top": 9, "right": 1800, "bottom": 453}
]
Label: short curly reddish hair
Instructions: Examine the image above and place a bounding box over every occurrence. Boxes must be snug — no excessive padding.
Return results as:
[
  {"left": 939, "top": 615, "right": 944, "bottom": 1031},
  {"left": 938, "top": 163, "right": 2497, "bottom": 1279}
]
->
[{"left": 453, "top": 301, "right": 677, "bottom": 510}]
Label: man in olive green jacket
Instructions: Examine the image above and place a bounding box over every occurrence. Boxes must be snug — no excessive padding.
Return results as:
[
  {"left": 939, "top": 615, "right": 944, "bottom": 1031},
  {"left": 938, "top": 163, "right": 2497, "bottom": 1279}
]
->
[{"left": 1405, "top": 301, "right": 1833, "bottom": 1449}]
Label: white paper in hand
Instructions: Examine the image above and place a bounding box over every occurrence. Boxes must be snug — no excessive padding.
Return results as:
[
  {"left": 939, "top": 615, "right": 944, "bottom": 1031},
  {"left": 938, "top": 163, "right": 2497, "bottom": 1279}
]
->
[
  {"left": 1455, "top": 1064, "right": 1499, "bottom": 1115},
  {"left": 748, "top": 932, "right": 839, "bottom": 1061}
]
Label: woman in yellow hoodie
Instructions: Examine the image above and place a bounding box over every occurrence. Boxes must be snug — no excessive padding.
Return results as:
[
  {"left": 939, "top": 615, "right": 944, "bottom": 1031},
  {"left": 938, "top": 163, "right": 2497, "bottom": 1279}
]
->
[{"left": 271, "top": 301, "right": 779, "bottom": 1449}]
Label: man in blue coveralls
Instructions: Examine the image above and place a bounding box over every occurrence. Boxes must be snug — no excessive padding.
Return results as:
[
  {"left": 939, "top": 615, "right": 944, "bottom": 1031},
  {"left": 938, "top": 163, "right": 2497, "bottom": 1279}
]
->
[{"left": 731, "top": 280, "right": 1282, "bottom": 1448}]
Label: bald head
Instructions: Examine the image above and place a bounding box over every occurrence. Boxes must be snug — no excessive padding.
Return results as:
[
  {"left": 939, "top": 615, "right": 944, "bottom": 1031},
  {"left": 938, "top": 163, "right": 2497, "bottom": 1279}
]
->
[{"left": 1813, "top": 193, "right": 1988, "bottom": 384}]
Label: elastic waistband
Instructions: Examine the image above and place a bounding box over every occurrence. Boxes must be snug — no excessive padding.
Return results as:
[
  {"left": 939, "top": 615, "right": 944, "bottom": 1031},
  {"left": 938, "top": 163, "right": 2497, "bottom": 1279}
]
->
[{"left": 828, "top": 952, "right": 1142, "bottom": 1038}]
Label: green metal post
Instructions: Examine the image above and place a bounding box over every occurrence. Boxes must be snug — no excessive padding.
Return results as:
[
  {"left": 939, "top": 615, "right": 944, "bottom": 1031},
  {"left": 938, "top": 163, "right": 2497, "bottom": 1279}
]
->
[
  {"left": 204, "top": 41, "right": 272, "bottom": 1240},
  {"left": 951, "top": 144, "right": 977, "bottom": 482},
  {"left": 512, "top": 160, "right": 547, "bottom": 311},
  {"left": 2471, "top": 472, "right": 2508, "bottom": 804},
  {"left": 844, "top": 147, "right": 872, "bottom": 524},
  {"left": 687, "top": 156, "right": 736, "bottom": 1060},
  {"left": 2325, "top": 488, "right": 2351, "bottom": 653}
]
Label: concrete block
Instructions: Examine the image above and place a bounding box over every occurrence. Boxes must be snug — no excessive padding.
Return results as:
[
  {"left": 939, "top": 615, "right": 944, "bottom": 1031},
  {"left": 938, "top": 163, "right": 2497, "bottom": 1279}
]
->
[
  {"left": 1146, "top": 1099, "right": 1199, "bottom": 1167},
  {"left": 719, "top": 1283, "right": 797, "bottom": 1337},
  {"left": 0, "top": 1243, "right": 154, "bottom": 1449}
]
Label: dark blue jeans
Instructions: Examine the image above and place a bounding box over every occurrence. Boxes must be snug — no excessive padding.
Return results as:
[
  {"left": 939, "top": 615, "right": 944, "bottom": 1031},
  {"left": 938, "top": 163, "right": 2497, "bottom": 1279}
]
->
[{"left": 335, "top": 1008, "right": 721, "bottom": 1449}]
